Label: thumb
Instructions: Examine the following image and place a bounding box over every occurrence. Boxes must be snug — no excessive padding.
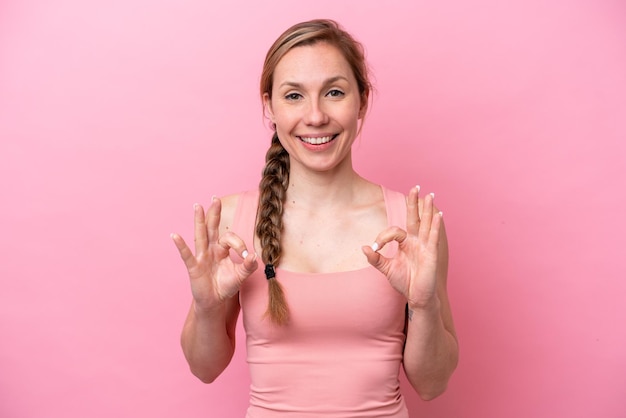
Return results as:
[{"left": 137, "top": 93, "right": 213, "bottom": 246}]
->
[
  {"left": 237, "top": 251, "right": 259, "bottom": 278},
  {"left": 362, "top": 244, "right": 389, "bottom": 275}
]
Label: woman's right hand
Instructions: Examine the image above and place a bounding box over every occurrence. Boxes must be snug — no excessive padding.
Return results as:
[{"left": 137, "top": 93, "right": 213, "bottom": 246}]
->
[{"left": 171, "top": 197, "right": 258, "bottom": 312}]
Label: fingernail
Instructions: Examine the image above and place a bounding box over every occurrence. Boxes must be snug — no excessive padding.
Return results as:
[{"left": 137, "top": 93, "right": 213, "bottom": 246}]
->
[
  {"left": 430, "top": 192, "right": 435, "bottom": 199},
  {"left": 211, "top": 195, "right": 217, "bottom": 201},
  {"left": 170, "top": 233, "right": 176, "bottom": 239},
  {"left": 415, "top": 185, "right": 421, "bottom": 193},
  {"left": 371, "top": 242, "right": 379, "bottom": 252},
  {"left": 242, "top": 250, "right": 249, "bottom": 258}
]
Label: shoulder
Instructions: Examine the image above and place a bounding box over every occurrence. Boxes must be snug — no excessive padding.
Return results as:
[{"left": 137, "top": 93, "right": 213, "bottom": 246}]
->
[{"left": 217, "top": 190, "right": 258, "bottom": 235}]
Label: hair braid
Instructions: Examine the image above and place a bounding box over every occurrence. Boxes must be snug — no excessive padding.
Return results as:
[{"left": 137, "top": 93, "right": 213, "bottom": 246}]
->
[{"left": 256, "top": 133, "right": 290, "bottom": 325}]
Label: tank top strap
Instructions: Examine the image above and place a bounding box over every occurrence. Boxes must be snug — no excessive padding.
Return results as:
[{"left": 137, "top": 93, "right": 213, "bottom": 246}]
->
[
  {"left": 231, "top": 189, "right": 259, "bottom": 249},
  {"left": 382, "top": 186, "right": 408, "bottom": 228}
]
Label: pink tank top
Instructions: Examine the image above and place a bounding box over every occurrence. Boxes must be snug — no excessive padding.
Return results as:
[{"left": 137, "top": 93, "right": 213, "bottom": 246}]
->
[{"left": 232, "top": 187, "right": 410, "bottom": 418}]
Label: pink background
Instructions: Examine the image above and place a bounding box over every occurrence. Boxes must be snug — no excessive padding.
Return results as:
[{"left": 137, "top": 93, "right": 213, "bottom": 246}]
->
[{"left": 1, "top": 0, "right": 625, "bottom": 417}]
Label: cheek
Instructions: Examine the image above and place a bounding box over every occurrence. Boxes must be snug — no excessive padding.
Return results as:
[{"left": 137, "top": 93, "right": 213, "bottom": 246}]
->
[
  {"left": 342, "top": 106, "right": 362, "bottom": 127},
  {"left": 272, "top": 112, "right": 293, "bottom": 142},
  {"left": 273, "top": 108, "right": 298, "bottom": 130}
]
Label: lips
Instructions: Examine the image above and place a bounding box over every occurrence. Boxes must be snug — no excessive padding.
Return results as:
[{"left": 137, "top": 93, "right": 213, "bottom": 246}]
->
[{"left": 297, "top": 134, "right": 338, "bottom": 145}]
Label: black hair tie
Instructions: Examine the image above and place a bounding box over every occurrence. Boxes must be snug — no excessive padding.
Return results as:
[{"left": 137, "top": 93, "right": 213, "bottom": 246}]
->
[{"left": 264, "top": 264, "right": 276, "bottom": 280}]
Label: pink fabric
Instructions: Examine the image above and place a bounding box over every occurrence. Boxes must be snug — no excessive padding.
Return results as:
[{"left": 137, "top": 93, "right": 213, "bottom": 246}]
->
[{"left": 233, "top": 187, "right": 410, "bottom": 417}]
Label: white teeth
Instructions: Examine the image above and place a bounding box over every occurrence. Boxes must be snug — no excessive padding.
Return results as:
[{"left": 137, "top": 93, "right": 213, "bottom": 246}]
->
[{"left": 299, "top": 135, "right": 333, "bottom": 145}]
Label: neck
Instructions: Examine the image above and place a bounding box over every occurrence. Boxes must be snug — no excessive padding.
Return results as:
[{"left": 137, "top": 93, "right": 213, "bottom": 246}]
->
[{"left": 285, "top": 157, "right": 366, "bottom": 208}]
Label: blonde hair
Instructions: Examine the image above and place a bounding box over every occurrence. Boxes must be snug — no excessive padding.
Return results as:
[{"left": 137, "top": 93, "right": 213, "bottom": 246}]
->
[{"left": 257, "top": 19, "right": 372, "bottom": 325}]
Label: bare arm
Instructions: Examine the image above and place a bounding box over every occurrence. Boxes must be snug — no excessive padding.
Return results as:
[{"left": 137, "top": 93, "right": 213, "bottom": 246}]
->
[
  {"left": 179, "top": 294, "right": 241, "bottom": 383},
  {"left": 172, "top": 196, "right": 257, "bottom": 383},
  {"left": 363, "top": 187, "right": 458, "bottom": 400},
  {"left": 402, "top": 220, "right": 458, "bottom": 400}
]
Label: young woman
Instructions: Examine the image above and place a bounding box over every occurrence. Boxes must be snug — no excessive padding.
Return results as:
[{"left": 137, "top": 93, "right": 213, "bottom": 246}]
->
[{"left": 171, "top": 19, "right": 458, "bottom": 417}]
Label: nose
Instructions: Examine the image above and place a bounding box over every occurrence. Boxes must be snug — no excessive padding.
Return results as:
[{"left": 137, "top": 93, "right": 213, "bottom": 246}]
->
[{"left": 303, "top": 100, "right": 329, "bottom": 126}]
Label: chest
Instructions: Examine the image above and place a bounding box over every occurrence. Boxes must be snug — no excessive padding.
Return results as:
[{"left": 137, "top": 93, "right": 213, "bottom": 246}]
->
[{"left": 274, "top": 204, "right": 388, "bottom": 273}]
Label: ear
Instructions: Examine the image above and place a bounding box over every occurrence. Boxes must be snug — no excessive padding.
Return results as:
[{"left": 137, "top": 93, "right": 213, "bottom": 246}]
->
[
  {"left": 358, "top": 92, "right": 369, "bottom": 119},
  {"left": 263, "top": 93, "right": 276, "bottom": 123}
]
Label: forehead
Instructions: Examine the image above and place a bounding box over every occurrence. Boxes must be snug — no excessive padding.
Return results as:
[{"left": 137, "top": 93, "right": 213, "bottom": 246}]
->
[{"left": 273, "top": 42, "right": 356, "bottom": 87}]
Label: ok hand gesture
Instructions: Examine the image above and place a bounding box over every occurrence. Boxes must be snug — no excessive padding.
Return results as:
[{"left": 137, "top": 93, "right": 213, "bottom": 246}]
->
[
  {"left": 362, "top": 187, "right": 443, "bottom": 309},
  {"left": 171, "top": 198, "right": 258, "bottom": 311}
]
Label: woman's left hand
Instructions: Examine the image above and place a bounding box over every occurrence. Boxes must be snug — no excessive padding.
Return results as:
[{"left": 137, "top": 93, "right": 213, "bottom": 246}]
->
[{"left": 362, "top": 186, "right": 442, "bottom": 309}]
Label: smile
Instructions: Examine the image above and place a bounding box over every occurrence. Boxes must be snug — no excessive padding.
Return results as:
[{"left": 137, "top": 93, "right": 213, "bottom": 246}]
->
[{"left": 297, "top": 135, "right": 337, "bottom": 145}]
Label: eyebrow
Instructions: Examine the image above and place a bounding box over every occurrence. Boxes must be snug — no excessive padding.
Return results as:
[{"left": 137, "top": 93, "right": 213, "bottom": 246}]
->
[{"left": 278, "top": 76, "right": 350, "bottom": 89}]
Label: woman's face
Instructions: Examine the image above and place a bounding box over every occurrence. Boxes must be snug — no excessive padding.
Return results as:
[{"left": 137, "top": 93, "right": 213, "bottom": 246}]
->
[{"left": 264, "top": 42, "right": 365, "bottom": 174}]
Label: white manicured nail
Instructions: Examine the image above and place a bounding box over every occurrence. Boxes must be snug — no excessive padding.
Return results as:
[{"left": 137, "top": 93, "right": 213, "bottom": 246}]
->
[
  {"left": 415, "top": 185, "right": 421, "bottom": 193},
  {"left": 242, "top": 250, "right": 249, "bottom": 258},
  {"left": 371, "top": 242, "right": 379, "bottom": 252},
  {"left": 430, "top": 192, "right": 435, "bottom": 199}
]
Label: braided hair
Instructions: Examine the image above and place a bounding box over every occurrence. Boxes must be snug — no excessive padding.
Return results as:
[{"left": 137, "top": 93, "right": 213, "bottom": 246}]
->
[{"left": 255, "top": 133, "right": 290, "bottom": 325}]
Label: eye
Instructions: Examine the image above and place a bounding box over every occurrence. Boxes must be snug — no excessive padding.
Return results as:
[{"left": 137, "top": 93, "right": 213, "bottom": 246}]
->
[
  {"left": 285, "top": 92, "right": 302, "bottom": 101},
  {"left": 327, "top": 89, "right": 344, "bottom": 98}
]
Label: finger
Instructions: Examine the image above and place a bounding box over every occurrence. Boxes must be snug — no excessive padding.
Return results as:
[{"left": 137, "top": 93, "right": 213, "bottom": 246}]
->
[
  {"left": 217, "top": 231, "right": 249, "bottom": 256},
  {"left": 215, "top": 232, "right": 259, "bottom": 281},
  {"left": 427, "top": 210, "right": 443, "bottom": 251},
  {"left": 206, "top": 196, "right": 222, "bottom": 244},
  {"left": 371, "top": 226, "right": 408, "bottom": 251},
  {"left": 418, "top": 193, "right": 435, "bottom": 242},
  {"left": 362, "top": 245, "right": 390, "bottom": 275},
  {"left": 171, "top": 233, "right": 198, "bottom": 271},
  {"left": 406, "top": 185, "right": 421, "bottom": 235},
  {"left": 193, "top": 203, "right": 208, "bottom": 255}
]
